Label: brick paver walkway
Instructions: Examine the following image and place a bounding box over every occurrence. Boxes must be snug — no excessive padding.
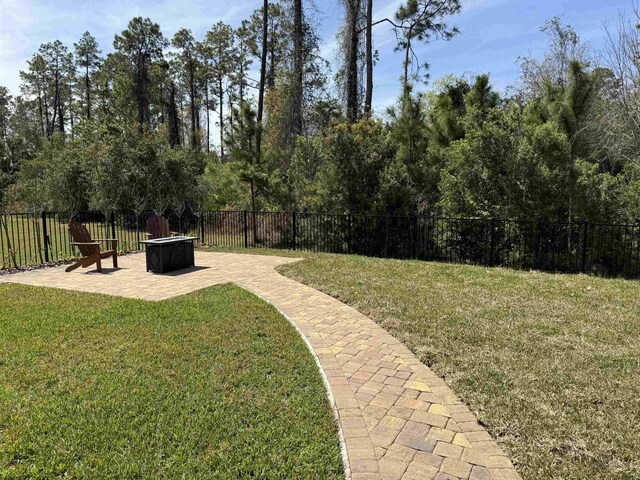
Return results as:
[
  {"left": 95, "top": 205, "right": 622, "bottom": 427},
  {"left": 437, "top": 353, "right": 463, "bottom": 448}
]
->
[{"left": 1, "top": 252, "right": 521, "bottom": 480}]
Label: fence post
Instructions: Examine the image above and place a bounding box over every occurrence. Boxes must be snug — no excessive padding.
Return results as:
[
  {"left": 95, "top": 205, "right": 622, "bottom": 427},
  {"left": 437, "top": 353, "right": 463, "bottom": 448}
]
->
[
  {"left": 109, "top": 211, "right": 116, "bottom": 241},
  {"left": 489, "top": 218, "right": 496, "bottom": 267},
  {"left": 581, "top": 222, "right": 589, "bottom": 273},
  {"left": 383, "top": 214, "right": 389, "bottom": 258},
  {"left": 411, "top": 215, "right": 417, "bottom": 260},
  {"left": 535, "top": 220, "right": 542, "bottom": 268},
  {"left": 348, "top": 214, "right": 353, "bottom": 255},
  {"left": 292, "top": 211, "right": 297, "bottom": 251},
  {"left": 41, "top": 211, "right": 49, "bottom": 263},
  {"left": 243, "top": 210, "right": 248, "bottom": 248},
  {"left": 200, "top": 213, "right": 205, "bottom": 245}
]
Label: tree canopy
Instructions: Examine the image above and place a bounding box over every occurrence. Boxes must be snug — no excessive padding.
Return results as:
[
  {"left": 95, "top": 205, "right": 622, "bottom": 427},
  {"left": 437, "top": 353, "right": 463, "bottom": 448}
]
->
[{"left": 1, "top": 4, "right": 639, "bottom": 228}]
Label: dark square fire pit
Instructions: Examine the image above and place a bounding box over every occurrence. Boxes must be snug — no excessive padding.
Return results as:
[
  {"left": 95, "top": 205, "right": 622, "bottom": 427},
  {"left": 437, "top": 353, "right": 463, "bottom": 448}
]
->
[{"left": 139, "top": 236, "right": 198, "bottom": 273}]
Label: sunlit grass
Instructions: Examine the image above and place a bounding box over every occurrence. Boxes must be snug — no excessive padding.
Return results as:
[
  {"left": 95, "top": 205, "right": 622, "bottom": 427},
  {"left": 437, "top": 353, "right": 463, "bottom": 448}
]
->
[{"left": 0, "top": 283, "right": 344, "bottom": 479}]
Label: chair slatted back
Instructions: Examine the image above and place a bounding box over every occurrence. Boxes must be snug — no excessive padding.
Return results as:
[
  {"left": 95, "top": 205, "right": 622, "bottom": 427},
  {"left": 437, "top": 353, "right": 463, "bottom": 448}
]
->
[
  {"left": 69, "top": 221, "right": 99, "bottom": 257},
  {"left": 147, "top": 215, "right": 172, "bottom": 239}
]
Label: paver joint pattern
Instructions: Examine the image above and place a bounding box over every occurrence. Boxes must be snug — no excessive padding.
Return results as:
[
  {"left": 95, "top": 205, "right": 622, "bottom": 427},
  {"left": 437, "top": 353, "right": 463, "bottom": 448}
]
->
[{"left": 0, "top": 252, "right": 522, "bottom": 480}]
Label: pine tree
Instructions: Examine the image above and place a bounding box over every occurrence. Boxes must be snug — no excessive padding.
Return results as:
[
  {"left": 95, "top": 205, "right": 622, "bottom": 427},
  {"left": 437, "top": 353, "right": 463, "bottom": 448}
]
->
[
  {"left": 171, "top": 28, "right": 201, "bottom": 148},
  {"left": 74, "top": 32, "right": 102, "bottom": 120},
  {"left": 225, "top": 101, "right": 260, "bottom": 211},
  {"left": 243, "top": 3, "right": 287, "bottom": 91},
  {"left": 204, "top": 22, "right": 234, "bottom": 159},
  {"left": 35, "top": 41, "right": 74, "bottom": 136},
  {"left": 113, "top": 17, "right": 168, "bottom": 131},
  {"left": 394, "top": 0, "right": 461, "bottom": 91}
]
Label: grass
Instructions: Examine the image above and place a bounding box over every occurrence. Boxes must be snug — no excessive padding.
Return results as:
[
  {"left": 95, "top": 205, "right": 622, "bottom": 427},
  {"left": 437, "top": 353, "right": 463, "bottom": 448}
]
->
[
  {"left": 0, "top": 283, "right": 344, "bottom": 479},
  {"left": 204, "top": 246, "right": 640, "bottom": 480}
]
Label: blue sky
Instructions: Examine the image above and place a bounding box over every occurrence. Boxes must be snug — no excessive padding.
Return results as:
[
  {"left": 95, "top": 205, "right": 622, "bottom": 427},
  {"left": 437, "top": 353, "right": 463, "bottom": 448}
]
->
[{"left": 0, "top": 0, "right": 636, "bottom": 114}]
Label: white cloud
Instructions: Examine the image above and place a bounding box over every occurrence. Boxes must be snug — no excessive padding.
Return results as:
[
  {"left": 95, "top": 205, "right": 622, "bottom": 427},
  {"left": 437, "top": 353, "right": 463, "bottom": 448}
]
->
[{"left": 0, "top": 0, "right": 31, "bottom": 24}]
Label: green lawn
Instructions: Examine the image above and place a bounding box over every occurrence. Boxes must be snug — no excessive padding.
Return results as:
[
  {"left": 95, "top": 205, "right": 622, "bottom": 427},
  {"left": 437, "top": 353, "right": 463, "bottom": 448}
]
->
[
  {"left": 206, "top": 247, "right": 640, "bottom": 480},
  {"left": 0, "top": 283, "right": 344, "bottom": 479}
]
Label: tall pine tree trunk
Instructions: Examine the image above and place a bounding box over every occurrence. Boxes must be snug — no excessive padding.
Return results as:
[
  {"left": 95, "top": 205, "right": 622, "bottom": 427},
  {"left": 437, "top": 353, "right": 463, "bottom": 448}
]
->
[
  {"left": 403, "top": 26, "right": 414, "bottom": 94},
  {"left": 254, "top": 0, "right": 269, "bottom": 214},
  {"left": 228, "top": 94, "right": 235, "bottom": 146},
  {"left": 168, "top": 82, "right": 180, "bottom": 147},
  {"left": 85, "top": 62, "right": 91, "bottom": 120},
  {"left": 239, "top": 50, "right": 246, "bottom": 107},
  {"left": 346, "top": 0, "right": 360, "bottom": 122},
  {"left": 69, "top": 87, "right": 74, "bottom": 139},
  {"left": 135, "top": 53, "right": 148, "bottom": 132},
  {"left": 256, "top": 0, "right": 269, "bottom": 157},
  {"left": 219, "top": 77, "right": 225, "bottom": 160},
  {"left": 205, "top": 79, "right": 210, "bottom": 152},
  {"left": 179, "top": 96, "right": 187, "bottom": 146},
  {"left": 58, "top": 98, "right": 64, "bottom": 133},
  {"left": 189, "top": 62, "right": 197, "bottom": 148},
  {"left": 34, "top": 71, "right": 45, "bottom": 137},
  {"left": 37, "top": 90, "right": 45, "bottom": 137},
  {"left": 43, "top": 93, "right": 51, "bottom": 137},
  {"left": 365, "top": 0, "right": 373, "bottom": 117},
  {"left": 268, "top": 48, "right": 276, "bottom": 89},
  {"left": 291, "top": 0, "right": 304, "bottom": 138},
  {"left": 54, "top": 71, "right": 64, "bottom": 133},
  {"left": 159, "top": 83, "right": 165, "bottom": 124}
]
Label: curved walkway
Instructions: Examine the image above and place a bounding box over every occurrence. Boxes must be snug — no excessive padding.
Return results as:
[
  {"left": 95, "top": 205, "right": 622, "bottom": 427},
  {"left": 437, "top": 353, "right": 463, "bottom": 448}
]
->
[{"left": 1, "top": 252, "right": 521, "bottom": 480}]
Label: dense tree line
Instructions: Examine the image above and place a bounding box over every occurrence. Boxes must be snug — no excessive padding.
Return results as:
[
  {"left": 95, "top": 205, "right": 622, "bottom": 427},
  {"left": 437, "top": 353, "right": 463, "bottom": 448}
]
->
[{"left": 1, "top": 1, "right": 640, "bottom": 227}]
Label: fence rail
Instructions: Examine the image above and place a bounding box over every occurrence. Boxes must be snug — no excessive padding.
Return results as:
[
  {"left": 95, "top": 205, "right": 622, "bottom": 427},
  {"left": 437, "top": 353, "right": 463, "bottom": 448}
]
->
[{"left": 1, "top": 210, "right": 639, "bottom": 279}]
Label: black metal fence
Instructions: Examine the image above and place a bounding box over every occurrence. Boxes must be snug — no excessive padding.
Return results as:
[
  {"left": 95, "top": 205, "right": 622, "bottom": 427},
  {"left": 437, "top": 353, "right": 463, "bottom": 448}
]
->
[{"left": 1, "top": 209, "right": 639, "bottom": 279}]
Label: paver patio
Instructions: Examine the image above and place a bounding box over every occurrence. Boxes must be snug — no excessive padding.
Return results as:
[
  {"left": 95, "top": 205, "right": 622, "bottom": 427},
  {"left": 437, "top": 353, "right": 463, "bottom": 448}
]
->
[{"left": 0, "top": 252, "right": 522, "bottom": 480}]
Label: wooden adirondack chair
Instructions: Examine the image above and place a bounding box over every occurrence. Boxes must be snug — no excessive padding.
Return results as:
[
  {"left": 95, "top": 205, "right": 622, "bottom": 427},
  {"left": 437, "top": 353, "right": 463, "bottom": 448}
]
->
[
  {"left": 65, "top": 221, "right": 118, "bottom": 273},
  {"left": 146, "top": 215, "right": 179, "bottom": 240}
]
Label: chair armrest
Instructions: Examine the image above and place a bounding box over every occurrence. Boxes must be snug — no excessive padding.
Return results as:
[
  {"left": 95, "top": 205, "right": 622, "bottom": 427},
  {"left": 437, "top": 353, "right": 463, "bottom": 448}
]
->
[{"left": 70, "top": 242, "right": 100, "bottom": 246}]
